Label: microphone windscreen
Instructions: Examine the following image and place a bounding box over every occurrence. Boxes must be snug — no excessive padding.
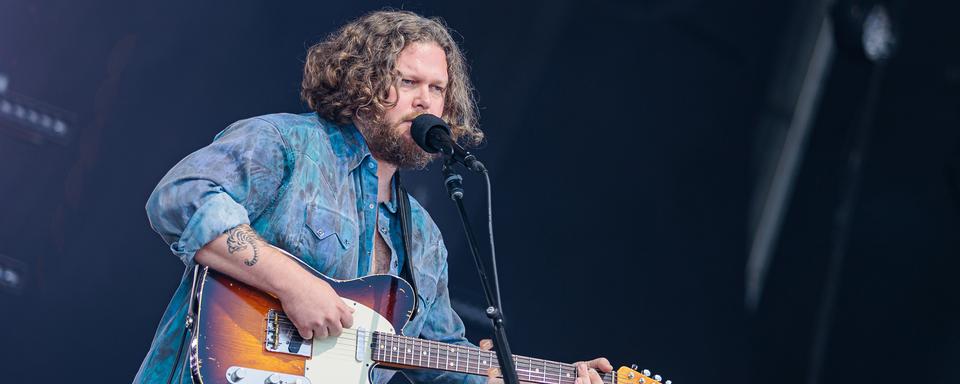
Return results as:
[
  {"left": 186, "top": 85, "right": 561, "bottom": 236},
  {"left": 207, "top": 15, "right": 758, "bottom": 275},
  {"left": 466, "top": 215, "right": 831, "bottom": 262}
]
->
[{"left": 411, "top": 114, "right": 450, "bottom": 153}]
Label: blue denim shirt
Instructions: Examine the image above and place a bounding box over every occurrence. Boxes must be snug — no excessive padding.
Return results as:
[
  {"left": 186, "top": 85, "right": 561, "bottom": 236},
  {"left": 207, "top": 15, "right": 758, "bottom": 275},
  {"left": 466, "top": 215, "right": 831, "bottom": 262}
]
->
[{"left": 134, "top": 112, "right": 484, "bottom": 384}]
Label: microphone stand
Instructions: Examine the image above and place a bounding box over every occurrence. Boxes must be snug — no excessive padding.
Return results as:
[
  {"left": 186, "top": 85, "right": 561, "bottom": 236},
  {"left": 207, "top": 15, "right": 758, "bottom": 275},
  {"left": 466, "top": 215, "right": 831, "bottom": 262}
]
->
[{"left": 442, "top": 159, "right": 520, "bottom": 384}]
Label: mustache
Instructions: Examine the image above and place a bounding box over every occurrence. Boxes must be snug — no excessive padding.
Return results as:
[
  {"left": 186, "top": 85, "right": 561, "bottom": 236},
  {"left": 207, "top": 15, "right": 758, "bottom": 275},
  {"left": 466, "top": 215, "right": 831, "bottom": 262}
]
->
[{"left": 398, "top": 111, "right": 428, "bottom": 125}]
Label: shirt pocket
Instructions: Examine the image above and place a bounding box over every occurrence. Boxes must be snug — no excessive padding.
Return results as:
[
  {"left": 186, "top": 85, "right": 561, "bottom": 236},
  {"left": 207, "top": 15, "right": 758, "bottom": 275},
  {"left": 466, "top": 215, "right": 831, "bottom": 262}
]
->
[{"left": 299, "top": 203, "right": 358, "bottom": 276}]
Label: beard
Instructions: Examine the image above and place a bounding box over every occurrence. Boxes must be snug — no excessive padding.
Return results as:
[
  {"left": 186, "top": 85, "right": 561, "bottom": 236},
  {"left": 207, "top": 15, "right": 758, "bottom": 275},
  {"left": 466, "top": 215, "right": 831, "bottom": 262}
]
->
[{"left": 357, "top": 112, "right": 438, "bottom": 170}]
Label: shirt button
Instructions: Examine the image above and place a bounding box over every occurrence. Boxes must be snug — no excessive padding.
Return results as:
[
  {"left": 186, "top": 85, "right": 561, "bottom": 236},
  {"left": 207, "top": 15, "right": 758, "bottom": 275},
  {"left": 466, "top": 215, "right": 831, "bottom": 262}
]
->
[
  {"left": 367, "top": 162, "right": 375, "bottom": 169},
  {"left": 393, "top": 260, "right": 399, "bottom": 267},
  {"left": 344, "top": 239, "right": 351, "bottom": 246},
  {"left": 368, "top": 203, "right": 375, "bottom": 210},
  {"left": 379, "top": 226, "right": 387, "bottom": 233}
]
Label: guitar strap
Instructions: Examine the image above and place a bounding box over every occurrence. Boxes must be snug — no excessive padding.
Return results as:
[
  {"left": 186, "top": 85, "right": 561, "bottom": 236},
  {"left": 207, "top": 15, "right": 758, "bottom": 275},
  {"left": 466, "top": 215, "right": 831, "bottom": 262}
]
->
[{"left": 394, "top": 172, "right": 420, "bottom": 320}]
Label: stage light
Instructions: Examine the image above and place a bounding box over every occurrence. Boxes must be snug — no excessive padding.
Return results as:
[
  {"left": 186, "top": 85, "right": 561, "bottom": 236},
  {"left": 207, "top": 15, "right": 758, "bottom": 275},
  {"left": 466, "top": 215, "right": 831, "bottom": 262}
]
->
[
  {"left": 832, "top": 0, "right": 898, "bottom": 63},
  {"left": 0, "top": 91, "right": 73, "bottom": 144},
  {"left": 862, "top": 4, "right": 895, "bottom": 62},
  {"left": 0, "top": 254, "right": 25, "bottom": 295}
]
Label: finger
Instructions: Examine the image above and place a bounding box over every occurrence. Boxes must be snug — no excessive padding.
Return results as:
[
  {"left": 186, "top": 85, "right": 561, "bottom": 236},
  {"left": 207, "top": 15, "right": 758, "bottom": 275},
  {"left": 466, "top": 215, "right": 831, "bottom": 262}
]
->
[
  {"left": 588, "top": 357, "right": 613, "bottom": 373},
  {"left": 340, "top": 307, "right": 355, "bottom": 329},
  {"left": 588, "top": 368, "right": 603, "bottom": 384},
  {"left": 479, "top": 339, "right": 494, "bottom": 351},
  {"left": 314, "top": 326, "right": 329, "bottom": 340},
  {"left": 577, "top": 363, "right": 588, "bottom": 383},
  {"left": 340, "top": 313, "right": 354, "bottom": 329},
  {"left": 339, "top": 299, "right": 356, "bottom": 313},
  {"left": 486, "top": 367, "right": 502, "bottom": 384},
  {"left": 328, "top": 320, "right": 344, "bottom": 337},
  {"left": 297, "top": 325, "right": 313, "bottom": 340}
]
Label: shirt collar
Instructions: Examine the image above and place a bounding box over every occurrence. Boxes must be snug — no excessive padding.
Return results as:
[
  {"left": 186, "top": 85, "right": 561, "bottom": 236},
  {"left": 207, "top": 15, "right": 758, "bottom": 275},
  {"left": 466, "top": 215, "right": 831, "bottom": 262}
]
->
[
  {"left": 320, "top": 118, "right": 371, "bottom": 172},
  {"left": 318, "top": 115, "right": 399, "bottom": 214}
]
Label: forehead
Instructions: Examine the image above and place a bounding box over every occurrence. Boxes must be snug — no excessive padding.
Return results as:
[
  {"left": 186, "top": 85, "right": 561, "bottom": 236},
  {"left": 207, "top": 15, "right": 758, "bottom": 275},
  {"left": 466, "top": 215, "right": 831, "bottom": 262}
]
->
[{"left": 396, "top": 42, "right": 448, "bottom": 84}]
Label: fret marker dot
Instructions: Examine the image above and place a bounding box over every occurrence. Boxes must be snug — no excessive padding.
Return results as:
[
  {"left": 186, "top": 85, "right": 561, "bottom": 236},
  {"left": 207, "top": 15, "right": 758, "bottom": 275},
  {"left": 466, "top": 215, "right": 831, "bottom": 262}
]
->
[
  {"left": 567, "top": 374, "right": 572, "bottom": 377},
  {"left": 380, "top": 345, "right": 384, "bottom": 349},
  {"left": 450, "top": 347, "right": 454, "bottom": 352},
  {"left": 449, "top": 362, "right": 454, "bottom": 367},
  {"left": 536, "top": 369, "right": 540, "bottom": 372},
  {"left": 422, "top": 352, "right": 427, "bottom": 355},
  {"left": 483, "top": 360, "right": 488, "bottom": 364},
  {"left": 407, "top": 349, "right": 412, "bottom": 353},
  {"left": 393, "top": 347, "right": 398, "bottom": 351}
]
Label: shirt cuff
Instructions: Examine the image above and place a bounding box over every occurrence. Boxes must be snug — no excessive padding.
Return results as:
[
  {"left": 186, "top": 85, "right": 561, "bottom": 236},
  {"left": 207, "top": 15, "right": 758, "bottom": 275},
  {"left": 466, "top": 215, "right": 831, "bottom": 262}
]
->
[{"left": 171, "top": 192, "right": 251, "bottom": 265}]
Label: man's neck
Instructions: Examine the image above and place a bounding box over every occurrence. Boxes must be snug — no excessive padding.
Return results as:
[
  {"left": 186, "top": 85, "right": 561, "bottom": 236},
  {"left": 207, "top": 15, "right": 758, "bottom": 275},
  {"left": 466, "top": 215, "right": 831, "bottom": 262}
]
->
[{"left": 376, "top": 159, "right": 397, "bottom": 204}]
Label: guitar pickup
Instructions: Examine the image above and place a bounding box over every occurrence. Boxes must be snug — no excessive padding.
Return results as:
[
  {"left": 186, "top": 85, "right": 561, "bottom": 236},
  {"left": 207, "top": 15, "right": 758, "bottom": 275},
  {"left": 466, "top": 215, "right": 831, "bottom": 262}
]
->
[{"left": 265, "top": 309, "right": 312, "bottom": 357}]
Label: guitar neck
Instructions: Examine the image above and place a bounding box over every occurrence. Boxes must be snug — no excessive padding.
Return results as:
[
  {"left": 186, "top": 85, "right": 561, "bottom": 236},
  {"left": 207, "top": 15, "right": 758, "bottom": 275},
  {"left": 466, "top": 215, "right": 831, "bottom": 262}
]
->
[{"left": 370, "top": 332, "right": 616, "bottom": 384}]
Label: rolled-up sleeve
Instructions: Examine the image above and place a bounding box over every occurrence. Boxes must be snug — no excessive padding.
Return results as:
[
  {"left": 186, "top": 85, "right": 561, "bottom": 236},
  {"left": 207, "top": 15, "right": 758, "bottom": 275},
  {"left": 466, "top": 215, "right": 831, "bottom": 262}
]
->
[{"left": 145, "top": 117, "right": 288, "bottom": 265}]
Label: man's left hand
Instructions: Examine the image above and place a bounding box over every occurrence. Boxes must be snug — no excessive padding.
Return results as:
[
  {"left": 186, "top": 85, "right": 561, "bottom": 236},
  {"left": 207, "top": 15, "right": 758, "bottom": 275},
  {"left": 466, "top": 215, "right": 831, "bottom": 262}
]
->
[{"left": 479, "top": 339, "right": 613, "bottom": 384}]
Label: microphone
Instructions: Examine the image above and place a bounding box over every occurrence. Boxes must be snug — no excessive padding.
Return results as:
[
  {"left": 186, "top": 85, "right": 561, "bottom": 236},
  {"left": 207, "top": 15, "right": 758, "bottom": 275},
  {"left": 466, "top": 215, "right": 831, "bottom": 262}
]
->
[{"left": 411, "top": 114, "right": 486, "bottom": 172}]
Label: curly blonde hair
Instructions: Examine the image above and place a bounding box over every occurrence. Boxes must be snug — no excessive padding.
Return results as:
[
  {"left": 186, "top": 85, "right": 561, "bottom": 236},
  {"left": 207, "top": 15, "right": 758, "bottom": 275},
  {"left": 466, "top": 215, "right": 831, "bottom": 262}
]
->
[{"left": 302, "top": 10, "right": 482, "bottom": 146}]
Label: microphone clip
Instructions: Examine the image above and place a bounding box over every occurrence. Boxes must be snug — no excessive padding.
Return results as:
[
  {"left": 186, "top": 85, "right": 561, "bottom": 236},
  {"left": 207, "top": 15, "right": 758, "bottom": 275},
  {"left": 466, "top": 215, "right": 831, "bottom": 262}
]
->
[{"left": 442, "top": 160, "right": 465, "bottom": 200}]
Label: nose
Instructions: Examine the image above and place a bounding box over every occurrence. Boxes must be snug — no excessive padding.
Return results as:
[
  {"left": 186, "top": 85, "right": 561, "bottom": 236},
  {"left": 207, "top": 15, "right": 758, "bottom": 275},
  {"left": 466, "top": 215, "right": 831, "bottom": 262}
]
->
[{"left": 412, "top": 85, "right": 431, "bottom": 111}]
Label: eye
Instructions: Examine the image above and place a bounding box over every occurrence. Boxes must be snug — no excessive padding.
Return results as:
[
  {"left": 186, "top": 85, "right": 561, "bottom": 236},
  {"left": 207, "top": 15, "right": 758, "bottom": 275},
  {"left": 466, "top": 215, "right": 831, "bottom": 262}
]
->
[
  {"left": 400, "top": 78, "right": 415, "bottom": 86},
  {"left": 431, "top": 85, "right": 446, "bottom": 94}
]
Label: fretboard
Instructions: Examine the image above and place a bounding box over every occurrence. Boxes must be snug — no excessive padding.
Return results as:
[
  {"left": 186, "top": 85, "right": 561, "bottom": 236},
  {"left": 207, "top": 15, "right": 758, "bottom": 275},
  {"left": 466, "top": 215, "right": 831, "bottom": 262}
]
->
[{"left": 371, "top": 332, "right": 616, "bottom": 384}]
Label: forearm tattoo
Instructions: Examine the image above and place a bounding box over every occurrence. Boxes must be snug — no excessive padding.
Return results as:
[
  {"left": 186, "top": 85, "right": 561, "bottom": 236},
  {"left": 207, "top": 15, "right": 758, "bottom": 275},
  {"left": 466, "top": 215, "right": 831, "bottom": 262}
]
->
[{"left": 225, "top": 225, "right": 261, "bottom": 266}]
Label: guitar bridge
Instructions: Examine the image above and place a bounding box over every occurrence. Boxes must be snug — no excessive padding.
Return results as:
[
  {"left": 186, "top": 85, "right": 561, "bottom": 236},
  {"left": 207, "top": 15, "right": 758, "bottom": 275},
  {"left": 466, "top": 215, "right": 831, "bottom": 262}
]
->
[{"left": 265, "top": 309, "right": 313, "bottom": 357}]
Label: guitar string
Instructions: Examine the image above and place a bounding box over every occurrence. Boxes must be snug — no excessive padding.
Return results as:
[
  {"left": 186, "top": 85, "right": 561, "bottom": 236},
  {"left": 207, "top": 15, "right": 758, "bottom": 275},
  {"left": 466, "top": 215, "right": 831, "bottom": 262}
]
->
[
  {"left": 262, "top": 329, "right": 613, "bottom": 383},
  {"left": 267, "top": 323, "right": 617, "bottom": 381},
  {"left": 259, "top": 319, "right": 620, "bottom": 383}
]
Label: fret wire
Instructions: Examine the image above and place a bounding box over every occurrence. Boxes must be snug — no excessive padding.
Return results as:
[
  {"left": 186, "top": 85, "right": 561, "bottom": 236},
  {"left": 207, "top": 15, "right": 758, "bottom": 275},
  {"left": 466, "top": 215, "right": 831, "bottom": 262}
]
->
[
  {"left": 394, "top": 334, "right": 400, "bottom": 365},
  {"left": 388, "top": 333, "right": 394, "bottom": 364},
  {"left": 417, "top": 337, "right": 423, "bottom": 368},
  {"left": 392, "top": 333, "right": 398, "bottom": 364},
  {"left": 421, "top": 338, "right": 428, "bottom": 369},
  {"left": 372, "top": 332, "right": 378, "bottom": 361},
  {"left": 410, "top": 337, "right": 416, "bottom": 367},
  {"left": 542, "top": 358, "right": 547, "bottom": 382},
  {"left": 383, "top": 333, "right": 614, "bottom": 384},
  {"left": 400, "top": 334, "right": 407, "bottom": 366},
  {"left": 392, "top": 334, "right": 399, "bottom": 365},
  {"left": 406, "top": 335, "right": 411, "bottom": 366},
  {"left": 449, "top": 344, "right": 457, "bottom": 370},
  {"left": 382, "top": 333, "right": 388, "bottom": 363},
  {"left": 555, "top": 360, "right": 562, "bottom": 384}
]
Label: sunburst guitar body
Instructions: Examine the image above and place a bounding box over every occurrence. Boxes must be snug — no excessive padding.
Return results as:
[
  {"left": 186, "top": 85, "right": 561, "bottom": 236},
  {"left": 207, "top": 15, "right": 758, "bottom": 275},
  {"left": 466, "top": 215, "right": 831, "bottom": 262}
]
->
[{"left": 187, "top": 265, "right": 668, "bottom": 384}]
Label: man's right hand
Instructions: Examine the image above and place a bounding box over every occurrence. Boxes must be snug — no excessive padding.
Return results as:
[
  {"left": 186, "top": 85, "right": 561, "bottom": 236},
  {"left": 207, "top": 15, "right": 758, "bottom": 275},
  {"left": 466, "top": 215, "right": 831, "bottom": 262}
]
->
[
  {"left": 195, "top": 224, "right": 355, "bottom": 340},
  {"left": 278, "top": 276, "right": 355, "bottom": 339}
]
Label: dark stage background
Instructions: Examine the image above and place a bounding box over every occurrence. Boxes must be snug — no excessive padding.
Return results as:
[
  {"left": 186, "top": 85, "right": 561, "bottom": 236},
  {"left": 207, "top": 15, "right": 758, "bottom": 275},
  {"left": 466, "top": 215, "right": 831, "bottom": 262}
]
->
[{"left": 1, "top": 1, "right": 958, "bottom": 383}]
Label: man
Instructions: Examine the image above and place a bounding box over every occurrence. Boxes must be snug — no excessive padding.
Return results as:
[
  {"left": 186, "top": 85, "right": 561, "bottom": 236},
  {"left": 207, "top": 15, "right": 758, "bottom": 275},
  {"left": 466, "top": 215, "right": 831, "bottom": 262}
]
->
[{"left": 135, "top": 10, "right": 610, "bottom": 384}]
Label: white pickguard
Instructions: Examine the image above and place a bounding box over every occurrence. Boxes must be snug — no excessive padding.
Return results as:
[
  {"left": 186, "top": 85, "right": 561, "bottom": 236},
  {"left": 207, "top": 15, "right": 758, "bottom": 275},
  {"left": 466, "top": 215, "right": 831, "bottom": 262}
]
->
[{"left": 304, "top": 298, "right": 397, "bottom": 384}]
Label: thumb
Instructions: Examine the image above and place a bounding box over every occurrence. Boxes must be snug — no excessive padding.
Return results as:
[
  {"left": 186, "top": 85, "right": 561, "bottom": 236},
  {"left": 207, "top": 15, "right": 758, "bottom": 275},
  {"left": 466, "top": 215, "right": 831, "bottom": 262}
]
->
[{"left": 479, "top": 339, "right": 494, "bottom": 351}]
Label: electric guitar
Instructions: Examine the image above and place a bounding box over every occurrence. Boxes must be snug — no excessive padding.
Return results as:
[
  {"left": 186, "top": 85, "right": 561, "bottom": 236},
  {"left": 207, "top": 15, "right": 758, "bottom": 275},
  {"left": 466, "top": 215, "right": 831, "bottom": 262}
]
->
[{"left": 185, "top": 265, "right": 669, "bottom": 384}]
